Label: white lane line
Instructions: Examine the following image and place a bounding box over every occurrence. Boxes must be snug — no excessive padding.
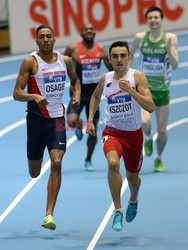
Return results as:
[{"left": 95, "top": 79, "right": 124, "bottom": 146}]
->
[
  {"left": 0, "top": 97, "right": 187, "bottom": 137},
  {"left": 170, "top": 96, "right": 188, "bottom": 104},
  {"left": 0, "top": 96, "right": 13, "bottom": 103},
  {"left": 0, "top": 119, "right": 26, "bottom": 137},
  {"left": 0, "top": 73, "right": 18, "bottom": 81},
  {"left": 86, "top": 117, "right": 188, "bottom": 250},
  {"left": 0, "top": 97, "right": 187, "bottom": 223},
  {"left": 0, "top": 31, "right": 187, "bottom": 64},
  {"left": 0, "top": 81, "right": 188, "bottom": 104},
  {"left": 171, "top": 79, "right": 188, "bottom": 86},
  {"left": 1, "top": 59, "right": 188, "bottom": 84},
  {"left": 0, "top": 131, "right": 81, "bottom": 224}
]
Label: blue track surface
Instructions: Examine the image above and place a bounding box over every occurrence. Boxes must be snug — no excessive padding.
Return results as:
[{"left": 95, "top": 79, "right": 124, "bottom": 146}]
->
[{"left": 0, "top": 31, "right": 188, "bottom": 250}]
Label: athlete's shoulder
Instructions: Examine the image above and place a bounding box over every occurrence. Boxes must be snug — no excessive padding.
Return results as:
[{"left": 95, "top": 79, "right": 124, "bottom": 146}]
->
[
  {"left": 64, "top": 43, "right": 78, "bottom": 56},
  {"left": 135, "top": 31, "right": 147, "bottom": 40},
  {"left": 23, "top": 54, "right": 36, "bottom": 67},
  {"left": 166, "top": 32, "right": 178, "bottom": 39}
]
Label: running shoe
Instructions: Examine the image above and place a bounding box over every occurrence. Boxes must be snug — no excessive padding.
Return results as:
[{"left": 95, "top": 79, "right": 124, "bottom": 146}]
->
[
  {"left": 112, "top": 211, "right": 123, "bottom": 232},
  {"left": 125, "top": 200, "right": 138, "bottom": 223},
  {"left": 85, "top": 161, "right": 94, "bottom": 171},
  {"left": 75, "top": 130, "right": 83, "bottom": 141},
  {"left": 41, "top": 214, "right": 56, "bottom": 230},
  {"left": 154, "top": 159, "right": 164, "bottom": 172},
  {"left": 144, "top": 139, "right": 153, "bottom": 156}
]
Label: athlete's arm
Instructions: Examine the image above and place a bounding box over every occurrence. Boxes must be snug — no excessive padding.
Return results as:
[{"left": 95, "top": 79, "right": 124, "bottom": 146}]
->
[
  {"left": 13, "top": 57, "right": 49, "bottom": 106},
  {"left": 130, "top": 32, "right": 145, "bottom": 66},
  {"left": 100, "top": 46, "right": 113, "bottom": 71},
  {"left": 166, "top": 33, "right": 179, "bottom": 70},
  {"left": 64, "top": 45, "right": 73, "bottom": 57},
  {"left": 87, "top": 74, "right": 105, "bottom": 135},
  {"left": 119, "top": 70, "right": 155, "bottom": 113},
  {"left": 64, "top": 55, "right": 81, "bottom": 108}
]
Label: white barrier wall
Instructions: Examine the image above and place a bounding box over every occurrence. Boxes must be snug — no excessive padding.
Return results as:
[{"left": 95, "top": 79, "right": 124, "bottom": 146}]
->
[{"left": 8, "top": 0, "right": 188, "bottom": 54}]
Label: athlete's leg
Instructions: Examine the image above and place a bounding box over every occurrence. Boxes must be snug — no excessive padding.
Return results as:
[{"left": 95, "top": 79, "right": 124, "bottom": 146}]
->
[
  {"left": 125, "top": 170, "right": 141, "bottom": 222},
  {"left": 126, "top": 170, "right": 141, "bottom": 202},
  {"left": 142, "top": 108, "right": 152, "bottom": 136},
  {"left": 142, "top": 109, "right": 153, "bottom": 156},
  {"left": 27, "top": 112, "right": 45, "bottom": 177},
  {"left": 67, "top": 97, "right": 84, "bottom": 140},
  {"left": 106, "top": 151, "right": 122, "bottom": 209},
  {"left": 85, "top": 102, "right": 99, "bottom": 162},
  {"left": 155, "top": 104, "right": 169, "bottom": 156},
  {"left": 45, "top": 149, "right": 65, "bottom": 216},
  {"left": 28, "top": 159, "right": 43, "bottom": 177},
  {"left": 67, "top": 98, "right": 80, "bottom": 125},
  {"left": 85, "top": 118, "right": 98, "bottom": 162}
]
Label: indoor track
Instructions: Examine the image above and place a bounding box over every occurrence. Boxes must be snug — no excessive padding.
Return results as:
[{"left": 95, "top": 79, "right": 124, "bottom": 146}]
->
[{"left": 0, "top": 31, "right": 188, "bottom": 250}]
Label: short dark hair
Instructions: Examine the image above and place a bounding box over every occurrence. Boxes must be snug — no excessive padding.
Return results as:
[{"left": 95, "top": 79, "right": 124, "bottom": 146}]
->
[
  {"left": 109, "top": 41, "right": 130, "bottom": 56},
  {"left": 36, "top": 24, "right": 54, "bottom": 36},
  {"left": 145, "top": 6, "right": 164, "bottom": 19}
]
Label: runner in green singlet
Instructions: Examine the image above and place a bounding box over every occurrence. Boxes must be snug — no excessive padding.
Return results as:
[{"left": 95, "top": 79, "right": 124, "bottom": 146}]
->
[{"left": 130, "top": 6, "right": 179, "bottom": 172}]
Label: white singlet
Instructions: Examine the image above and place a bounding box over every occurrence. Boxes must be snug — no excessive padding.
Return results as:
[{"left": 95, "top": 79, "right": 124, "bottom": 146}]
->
[
  {"left": 27, "top": 51, "right": 67, "bottom": 118},
  {"left": 103, "top": 69, "right": 142, "bottom": 131}
]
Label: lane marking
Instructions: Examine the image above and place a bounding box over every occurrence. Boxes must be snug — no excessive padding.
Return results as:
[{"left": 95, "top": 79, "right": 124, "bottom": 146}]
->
[
  {"left": 0, "top": 97, "right": 187, "bottom": 225},
  {"left": 0, "top": 96, "right": 13, "bottom": 103},
  {"left": 86, "top": 117, "right": 188, "bottom": 250},
  {"left": 0, "top": 30, "right": 188, "bottom": 64},
  {"left": 0, "top": 97, "right": 187, "bottom": 136},
  {"left": 0, "top": 131, "right": 82, "bottom": 224},
  {"left": 0, "top": 81, "right": 188, "bottom": 104},
  {"left": 0, "top": 119, "right": 26, "bottom": 137},
  {"left": 1, "top": 63, "right": 188, "bottom": 83}
]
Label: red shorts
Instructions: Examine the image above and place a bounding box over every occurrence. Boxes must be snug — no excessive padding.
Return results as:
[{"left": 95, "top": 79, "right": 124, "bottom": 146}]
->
[{"left": 102, "top": 126, "right": 143, "bottom": 173}]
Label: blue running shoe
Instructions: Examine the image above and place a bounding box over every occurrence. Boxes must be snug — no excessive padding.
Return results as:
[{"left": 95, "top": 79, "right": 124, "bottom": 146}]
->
[
  {"left": 85, "top": 161, "right": 94, "bottom": 171},
  {"left": 112, "top": 211, "right": 123, "bottom": 232},
  {"left": 126, "top": 200, "right": 138, "bottom": 223},
  {"left": 75, "top": 130, "right": 83, "bottom": 141}
]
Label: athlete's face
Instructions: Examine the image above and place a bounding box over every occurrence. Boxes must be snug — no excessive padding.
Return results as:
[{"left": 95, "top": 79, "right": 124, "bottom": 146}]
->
[
  {"left": 80, "top": 23, "right": 96, "bottom": 41},
  {"left": 146, "top": 11, "right": 163, "bottom": 30},
  {"left": 36, "top": 28, "right": 55, "bottom": 53},
  {"left": 110, "top": 46, "right": 130, "bottom": 72}
]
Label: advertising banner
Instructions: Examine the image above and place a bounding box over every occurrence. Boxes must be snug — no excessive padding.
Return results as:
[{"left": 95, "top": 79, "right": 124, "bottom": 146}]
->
[{"left": 7, "top": 0, "right": 188, "bottom": 54}]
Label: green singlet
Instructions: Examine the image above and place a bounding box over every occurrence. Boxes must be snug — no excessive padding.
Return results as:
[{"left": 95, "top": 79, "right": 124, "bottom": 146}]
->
[{"left": 140, "top": 32, "right": 171, "bottom": 106}]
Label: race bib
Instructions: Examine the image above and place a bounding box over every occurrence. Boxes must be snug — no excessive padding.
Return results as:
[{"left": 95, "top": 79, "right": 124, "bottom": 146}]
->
[
  {"left": 142, "top": 57, "right": 164, "bottom": 76},
  {"left": 43, "top": 73, "right": 65, "bottom": 100},
  {"left": 107, "top": 94, "right": 134, "bottom": 120},
  {"left": 82, "top": 65, "right": 100, "bottom": 84}
]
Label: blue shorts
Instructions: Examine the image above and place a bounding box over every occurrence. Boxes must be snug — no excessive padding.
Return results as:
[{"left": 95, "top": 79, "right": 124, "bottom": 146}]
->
[
  {"left": 26, "top": 112, "right": 66, "bottom": 160},
  {"left": 67, "top": 94, "right": 100, "bottom": 123}
]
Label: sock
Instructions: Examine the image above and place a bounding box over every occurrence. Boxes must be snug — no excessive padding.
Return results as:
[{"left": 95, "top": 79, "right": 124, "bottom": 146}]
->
[
  {"left": 155, "top": 155, "right": 161, "bottom": 160},
  {"left": 145, "top": 133, "right": 152, "bottom": 140},
  {"left": 114, "top": 208, "right": 123, "bottom": 213},
  {"left": 129, "top": 198, "right": 138, "bottom": 204}
]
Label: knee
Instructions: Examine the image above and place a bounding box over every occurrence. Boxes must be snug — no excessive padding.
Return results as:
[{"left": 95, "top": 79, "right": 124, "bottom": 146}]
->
[
  {"left": 127, "top": 175, "right": 141, "bottom": 185},
  {"left": 28, "top": 161, "right": 41, "bottom": 178},
  {"left": 51, "top": 159, "right": 62, "bottom": 173},
  {"left": 29, "top": 168, "right": 40, "bottom": 178},
  {"left": 108, "top": 158, "right": 119, "bottom": 172},
  {"left": 158, "top": 130, "right": 167, "bottom": 139}
]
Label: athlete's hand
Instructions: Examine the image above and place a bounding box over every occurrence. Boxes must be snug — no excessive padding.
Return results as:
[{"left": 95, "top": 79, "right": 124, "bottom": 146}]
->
[
  {"left": 165, "top": 37, "right": 172, "bottom": 50},
  {"left": 119, "top": 79, "right": 131, "bottom": 92},
  {"left": 86, "top": 121, "right": 96, "bottom": 136},
  {"left": 33, "top": 94, "right": 49, "bottom": 106},
  {"left": 71, "top": 96, "right": 80, "bottom": 108}
]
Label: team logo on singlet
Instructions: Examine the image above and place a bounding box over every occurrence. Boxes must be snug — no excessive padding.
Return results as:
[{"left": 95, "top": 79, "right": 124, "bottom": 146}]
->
[{"left": 106, "top": 82, "right": 112, "bottom": 88}]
